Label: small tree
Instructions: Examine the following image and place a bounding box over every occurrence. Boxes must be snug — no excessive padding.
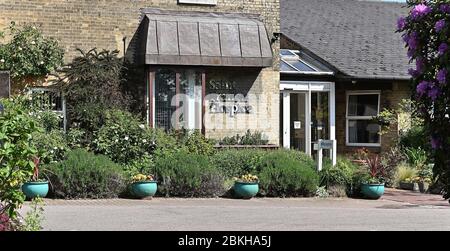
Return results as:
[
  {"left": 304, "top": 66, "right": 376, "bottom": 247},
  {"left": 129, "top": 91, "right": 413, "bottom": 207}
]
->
[
  {"left": 54, "top": 48, "right": 130, "bottom": 136},
  {"left": 0, "top": 22, "right": 64, "bottom": 92},
  {"left": 397, "top": 0, "right": 450, "bottom": 201}
]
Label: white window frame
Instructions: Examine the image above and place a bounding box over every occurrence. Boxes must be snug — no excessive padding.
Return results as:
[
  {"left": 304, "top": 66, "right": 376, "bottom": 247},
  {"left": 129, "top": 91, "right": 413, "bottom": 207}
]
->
[
  {"left": 28, "top": 87, "right": 67, "bottom": 132},
  {"left": 346, "top": 90, "right": 381, "bottom": 147}
]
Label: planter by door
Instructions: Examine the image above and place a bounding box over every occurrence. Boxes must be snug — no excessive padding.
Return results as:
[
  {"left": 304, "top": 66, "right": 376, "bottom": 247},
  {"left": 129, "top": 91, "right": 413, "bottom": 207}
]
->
[
  {"left": 234, "top": 182, "right": 259, "bottom": 199},
  {"left": 131, "top": 181, "right": 157, "bottom": 198},
  {"left": 22, "top": 181, "right": 49, "bottom": 199},
  {"left": 361, "top": 183, "right": 384, "bottom": 199}
]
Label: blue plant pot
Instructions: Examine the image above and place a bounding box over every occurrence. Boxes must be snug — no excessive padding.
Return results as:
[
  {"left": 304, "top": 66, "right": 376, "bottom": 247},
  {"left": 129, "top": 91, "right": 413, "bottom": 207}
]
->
[
  {"left": 361, "top": 183, "right": 385, "bottom": 199},
  {"left": 131, "top": 181, "right": 157, "bottom": 198},
  {"left": 234, "top": 182, "right": 259, "bottom": 199},
  {"left": 22, "top": 181, "right": 49, "bottom": 199}
]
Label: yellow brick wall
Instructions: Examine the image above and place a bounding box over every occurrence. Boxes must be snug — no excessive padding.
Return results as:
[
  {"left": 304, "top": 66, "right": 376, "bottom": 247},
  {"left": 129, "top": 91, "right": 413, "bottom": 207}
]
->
[{"left": 0, "top": 0, "right": 280, "bottom": 144}]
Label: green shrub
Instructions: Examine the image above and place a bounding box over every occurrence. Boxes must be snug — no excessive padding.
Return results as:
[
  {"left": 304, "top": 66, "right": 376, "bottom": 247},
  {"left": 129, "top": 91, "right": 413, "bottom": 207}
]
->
[
  {"left": 211, "top": 149, "right": 266, "bottom": 178},
  {"left": 93, "top": 109, "right": 156, "bottom": 164},
  {"left": 257, "top": 150, "right": 319, "bottom": 197},
  {"left": 56, "top": 49, "right": 129, "bottom": 133},
  {"left": 0, "top": 96, "right": 39, "bottom": 220},
  {"left": 174, "top": 130, "right": 216, "bottom": 155},
  {"left": 155, "top": 151, "right": 225, "bottom": 197},
  {"left": 320, "top": 157, "right": 358, "bottom": 188},
  {"left": 66, "top": 128, "right": 88, "bottom": 149},
  {"left": 400, "top": 126, "right": 429, "bottom": 150},
  {"left": 31, "top": 130, "right": 68, "bottom": 164},
  {"left": 44, "top": 149, "right": 126, "bottom": 199},
  {"left": 218, "top": 130, "right": 269, "bottom": 145}
]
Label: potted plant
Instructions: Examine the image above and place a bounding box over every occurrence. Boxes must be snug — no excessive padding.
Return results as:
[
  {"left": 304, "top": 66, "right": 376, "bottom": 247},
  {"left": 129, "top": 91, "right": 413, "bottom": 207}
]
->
[
  {"left": 130, "top": 174, "right": 157, "bottom": 199},
  {"left": 21, "top": 157, "right": 49, "bottom": 199},
  {"left": 399, "top": 178, "right": 418, "bottom": 191},
  {"left": 233, "top": 174, "right": 259, "bottom": 199},
  {"left": 360, "top": 155, "right": 385, "bottom": 199}
]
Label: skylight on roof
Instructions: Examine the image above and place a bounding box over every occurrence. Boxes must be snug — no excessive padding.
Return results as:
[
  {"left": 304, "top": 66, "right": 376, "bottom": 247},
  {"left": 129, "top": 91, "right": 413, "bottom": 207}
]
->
[{"left": 279, "top": 49, "right": 334, "bottom": 75}]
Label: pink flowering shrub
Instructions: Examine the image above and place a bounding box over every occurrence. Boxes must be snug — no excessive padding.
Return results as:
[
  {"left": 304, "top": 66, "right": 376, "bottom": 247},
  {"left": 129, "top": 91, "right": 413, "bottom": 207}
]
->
[{"left": 398, "top": 1, "right": 450, "bottom": 201}]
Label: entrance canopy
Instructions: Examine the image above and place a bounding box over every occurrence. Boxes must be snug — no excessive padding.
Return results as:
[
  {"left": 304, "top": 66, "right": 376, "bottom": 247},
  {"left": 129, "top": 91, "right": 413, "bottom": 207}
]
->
[{"left": 140, "top": 9, "right": 273, "bottom": 67}]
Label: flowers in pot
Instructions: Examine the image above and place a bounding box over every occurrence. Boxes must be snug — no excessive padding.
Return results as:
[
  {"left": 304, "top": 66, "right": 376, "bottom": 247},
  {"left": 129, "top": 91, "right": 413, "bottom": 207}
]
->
[
  {"left": 360, "top": 155, "right": 385, "bottom": 199},
  {"left": 22, "top": 157, "right": 49, "bottom": 199},
  {"left": 233, "top": 174, "right": 259, "bottom": 199},
  {"left": 130, "top": 174, "right": 157, "bottom": 198}
]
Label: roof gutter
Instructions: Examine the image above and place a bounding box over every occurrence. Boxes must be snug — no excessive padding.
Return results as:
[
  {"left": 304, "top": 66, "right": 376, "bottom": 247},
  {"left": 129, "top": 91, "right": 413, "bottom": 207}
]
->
[{"left": 337, "top": 74, "right": 411, "bottom": 81}]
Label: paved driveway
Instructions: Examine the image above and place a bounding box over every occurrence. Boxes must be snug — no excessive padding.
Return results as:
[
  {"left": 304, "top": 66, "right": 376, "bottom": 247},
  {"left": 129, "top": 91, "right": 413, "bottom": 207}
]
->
[{"left": 21, "top": 194, "right": 450, "bottom": 231}]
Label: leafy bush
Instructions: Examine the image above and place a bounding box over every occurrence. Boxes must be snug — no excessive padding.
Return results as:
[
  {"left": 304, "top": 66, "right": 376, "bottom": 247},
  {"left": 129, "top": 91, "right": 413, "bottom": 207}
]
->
[
  {"left": 93, "top": 109, "right": 155, "bottom": 164},
  {"left": 257, "top": 150, "right": 319, "bottom": 197},
  {"left": 0, "top": 22, "right": 64, "bottom": 80},
  {"left": 211, "top": 149, "right": 266, "bottom": 178},
  {"left": 404, "top": 147, "right": 428, "bottom": 169},
  {"left": 55, "top": 48, "right": 129, "bottom": 133},
  {"left": 218, "top": 130, "right": 269, "bottom": 145},
  {"left": 155, "top": 151, "right": 225, "bottom": 197},
  {"left": 173, "top": 130, "right": 216, "bottom": 156},
  {"left": 0, "top": 96, "right": 39, "bottom": 220},
  {"left": 44, "top": 149, "right": 126, "bottom": 199},
  {"left": 399, "top": 126, "right": 429, "bottom": 150},
  {"left": 31, "top": 130, "right": 68, "bottom": 164},
  {"left": 319, "top": 158, "right": 359, "bottom": 197},
  {"left": 66, "top": 128, "right": 88, "bottom": 149}
]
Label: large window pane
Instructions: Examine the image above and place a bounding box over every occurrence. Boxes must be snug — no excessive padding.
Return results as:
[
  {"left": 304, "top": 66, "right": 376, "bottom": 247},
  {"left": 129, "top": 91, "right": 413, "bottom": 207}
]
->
[
  {"left": 155, "top": 69, "right": 176, "bottom": 130},
  {"left": 179, "top": 70, "right": 202, "bottom": 130},
  {"left": 348, "top": 120, "right": 380, "bottom": 144},
  {"left": 348, "top": 94, "right": 378, "bottom": 116}
]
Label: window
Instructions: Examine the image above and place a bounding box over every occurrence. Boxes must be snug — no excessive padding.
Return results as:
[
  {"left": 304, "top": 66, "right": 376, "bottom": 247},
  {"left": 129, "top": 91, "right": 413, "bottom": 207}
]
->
[
  {"left": 346, "top": 92, "right": 381, "bottom": 146},
  {"left": 153, "top": 68, "right": 203, "bottom": 131},
  {"left": 28, "top": 87, "right": 66, "bottom": 131}
]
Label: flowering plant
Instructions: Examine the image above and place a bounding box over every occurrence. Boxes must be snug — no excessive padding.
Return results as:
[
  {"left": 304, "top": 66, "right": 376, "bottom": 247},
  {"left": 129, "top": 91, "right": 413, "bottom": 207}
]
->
[
  {"left": 397, "top": 0, "right": 450, "bottom": 201},
  {"left": 234, "top": 174, "right": 259, "bottom": 183},
  {"left": 131, "top": 174, "right": 155, "bottom": 183},
  {"left": 0, "top": 22, "right": 64, "bottom": 82}
]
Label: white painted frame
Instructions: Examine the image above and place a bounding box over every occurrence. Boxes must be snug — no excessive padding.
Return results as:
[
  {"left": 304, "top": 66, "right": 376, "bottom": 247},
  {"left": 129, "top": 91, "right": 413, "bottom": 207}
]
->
[
  {"left": 345, "top": 90, "right": 381, "bottom": 147},
  {"left": 280, "top": 81, "right": 336, "bottom": 165}
]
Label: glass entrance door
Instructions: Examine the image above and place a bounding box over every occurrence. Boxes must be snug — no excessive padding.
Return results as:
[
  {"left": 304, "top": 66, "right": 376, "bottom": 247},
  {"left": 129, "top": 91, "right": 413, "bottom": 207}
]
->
[
  {"left": 290, "top": 93, "right": 306, "bottom": 152},
  {"left": 311, "top": 92, "right": 330, "bottom": 159}
]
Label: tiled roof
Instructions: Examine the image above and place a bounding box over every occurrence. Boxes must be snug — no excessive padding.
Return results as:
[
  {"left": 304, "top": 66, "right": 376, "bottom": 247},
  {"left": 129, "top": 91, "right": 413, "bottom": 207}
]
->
[{"left": 281, "top": 0, "right": 411, "bottom": 80}]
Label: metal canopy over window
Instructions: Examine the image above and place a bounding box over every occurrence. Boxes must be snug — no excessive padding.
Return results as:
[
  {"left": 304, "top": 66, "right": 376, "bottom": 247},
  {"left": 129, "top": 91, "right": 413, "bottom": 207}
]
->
[{"left": 141, "top": 9, "right": 273, "bottom": 67}]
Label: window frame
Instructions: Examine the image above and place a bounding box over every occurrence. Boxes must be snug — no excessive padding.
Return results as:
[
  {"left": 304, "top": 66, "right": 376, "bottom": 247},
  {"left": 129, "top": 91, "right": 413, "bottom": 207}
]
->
[{"left": 345, "top": 90, "right": 381, "bottom": 147}]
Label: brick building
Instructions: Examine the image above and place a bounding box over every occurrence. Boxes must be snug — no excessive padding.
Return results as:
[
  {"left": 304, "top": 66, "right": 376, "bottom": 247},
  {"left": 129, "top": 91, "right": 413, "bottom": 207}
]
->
[{"left": 0, "top": 0, "right": 281, "bottom": 144}]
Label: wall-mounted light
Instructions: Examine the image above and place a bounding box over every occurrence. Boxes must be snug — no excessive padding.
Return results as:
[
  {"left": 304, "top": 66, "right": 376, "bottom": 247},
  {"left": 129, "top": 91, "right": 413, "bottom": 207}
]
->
[{"left": 271, "top": 32, "right": 281, "bottom": 44}]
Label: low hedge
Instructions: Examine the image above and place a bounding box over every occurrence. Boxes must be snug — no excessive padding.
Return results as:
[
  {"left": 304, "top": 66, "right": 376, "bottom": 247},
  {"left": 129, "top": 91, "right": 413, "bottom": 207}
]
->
[
  {"left": 155, "top": 151, "right": 225, "bottom": 197},
  {"left": 44, "top": 149, "right": 126, "bottom": 199},
  {"left": 256, "top": 150, "right": 319, "bottom": 197}
]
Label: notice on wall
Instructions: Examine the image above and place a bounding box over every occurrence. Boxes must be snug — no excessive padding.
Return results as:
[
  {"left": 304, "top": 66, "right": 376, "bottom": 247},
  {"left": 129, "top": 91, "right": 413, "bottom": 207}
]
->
[{"left": 0, "top": 72, "right": 10, "bottom": 98}]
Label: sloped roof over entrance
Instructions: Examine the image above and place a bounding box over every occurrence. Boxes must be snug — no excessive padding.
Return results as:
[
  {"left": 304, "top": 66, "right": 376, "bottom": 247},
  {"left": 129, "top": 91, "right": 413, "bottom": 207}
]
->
[
  {"left": 141, "top": 8, "right": 273, "bottom": 67},
  {"left": 281, "top": 0, "right": 411, "bottom": 80}
]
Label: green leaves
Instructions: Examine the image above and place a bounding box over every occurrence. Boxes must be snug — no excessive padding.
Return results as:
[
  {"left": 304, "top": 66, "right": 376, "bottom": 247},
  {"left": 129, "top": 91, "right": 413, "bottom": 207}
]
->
[
  {"left": 0, "top": 96, "right": 39, "bottom": 220},
  {"left": 0, "top": 22, "right": 64, "bottom": 80}
]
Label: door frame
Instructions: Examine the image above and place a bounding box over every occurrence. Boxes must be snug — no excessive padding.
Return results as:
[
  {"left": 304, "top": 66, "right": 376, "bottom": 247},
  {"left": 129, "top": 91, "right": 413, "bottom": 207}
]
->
[{"left": 280, "top": 81, "right": 336, "bottom": 164}]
